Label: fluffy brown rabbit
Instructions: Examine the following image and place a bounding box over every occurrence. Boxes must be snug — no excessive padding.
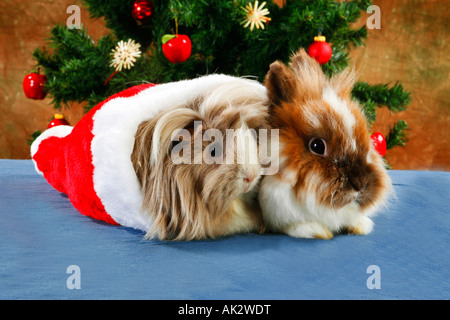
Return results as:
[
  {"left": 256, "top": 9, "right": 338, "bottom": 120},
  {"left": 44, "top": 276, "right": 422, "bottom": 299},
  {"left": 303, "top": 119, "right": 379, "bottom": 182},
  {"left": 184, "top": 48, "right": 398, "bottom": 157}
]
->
[
  {"left": 259, "top": 49, "right": 392, "bottom": 239},
  {"left": 131, "top": 75, "right": 270, "bottom": 240}
]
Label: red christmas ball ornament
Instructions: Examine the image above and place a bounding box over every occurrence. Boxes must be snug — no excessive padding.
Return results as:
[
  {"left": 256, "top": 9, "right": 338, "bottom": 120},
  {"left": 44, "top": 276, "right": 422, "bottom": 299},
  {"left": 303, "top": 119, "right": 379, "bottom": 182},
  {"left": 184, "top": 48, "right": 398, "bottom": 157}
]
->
[
  {"left": 48, "top": 113, "right": 69, "bottom": 129},
  {"left": 370, "top": 132, "right": 387, "bottom": 157},
  {"left": 131, "top": 0, "right": 154, "bottom": 25},
  {"left": 23, "top": 71, "right": 47, "bottom": 100},
  {"left": 162, "top": 34, "right": 192, "bottom": 64},
  {"left": 307, "top": 35, "right": 332, "bottom": 65}
]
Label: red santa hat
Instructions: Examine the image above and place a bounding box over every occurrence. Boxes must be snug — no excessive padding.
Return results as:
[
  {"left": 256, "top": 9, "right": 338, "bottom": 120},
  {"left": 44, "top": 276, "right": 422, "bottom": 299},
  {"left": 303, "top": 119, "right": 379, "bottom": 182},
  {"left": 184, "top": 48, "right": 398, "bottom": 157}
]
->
[{"left": 31, "top": 74, "right": 266, "bottom": 233}]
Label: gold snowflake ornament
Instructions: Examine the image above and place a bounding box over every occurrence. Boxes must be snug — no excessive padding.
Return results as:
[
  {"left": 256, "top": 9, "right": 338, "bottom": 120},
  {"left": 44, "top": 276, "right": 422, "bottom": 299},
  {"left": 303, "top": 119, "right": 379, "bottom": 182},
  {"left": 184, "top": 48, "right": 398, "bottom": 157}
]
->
[
  {"left": 241, "top": 1, "right": 271, "bottom": 31},
  {"left": 110, "top": 39, "right": 142, "bottom": 72}
]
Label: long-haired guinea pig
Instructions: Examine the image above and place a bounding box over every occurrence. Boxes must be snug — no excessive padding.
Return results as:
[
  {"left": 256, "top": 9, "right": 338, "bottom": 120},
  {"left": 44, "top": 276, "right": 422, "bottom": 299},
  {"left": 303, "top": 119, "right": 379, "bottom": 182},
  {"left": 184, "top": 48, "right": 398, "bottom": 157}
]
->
[
  {"left": 259, "top": 49, "right": 392, "bottom": 239},
  {"left": 132, "top": 76, "right": 270, "bottom": 240}
]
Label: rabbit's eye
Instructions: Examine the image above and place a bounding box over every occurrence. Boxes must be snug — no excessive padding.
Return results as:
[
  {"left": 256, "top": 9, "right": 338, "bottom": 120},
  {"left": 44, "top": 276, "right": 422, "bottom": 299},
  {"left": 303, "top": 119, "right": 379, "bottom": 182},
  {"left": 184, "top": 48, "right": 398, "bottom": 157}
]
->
[{"left": 309, "top": 138, "right": 327, "bottom": 156}]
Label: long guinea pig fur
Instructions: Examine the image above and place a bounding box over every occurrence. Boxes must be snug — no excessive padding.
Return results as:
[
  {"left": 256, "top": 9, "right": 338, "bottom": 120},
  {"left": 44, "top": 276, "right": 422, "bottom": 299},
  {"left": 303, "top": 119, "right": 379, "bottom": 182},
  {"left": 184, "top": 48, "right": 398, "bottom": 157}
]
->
[
  {"left": 131, "top": 79, "right": 269, "bottom": 240},
  {"left": 259, "top": 49, "right": 392, "bottom": 239}
]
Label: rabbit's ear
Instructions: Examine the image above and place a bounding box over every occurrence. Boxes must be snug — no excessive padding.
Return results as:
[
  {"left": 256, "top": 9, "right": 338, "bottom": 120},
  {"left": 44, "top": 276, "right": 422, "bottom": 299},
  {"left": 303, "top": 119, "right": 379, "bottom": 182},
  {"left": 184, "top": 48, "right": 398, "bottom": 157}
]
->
[
  {"left": 289, "top": 48, "right": 327, "bottom": 100},
  {"left": 330, "top": 67, "right": 356, "bottom": 99},
  {"left": 264, "top": 60, "right": 298, "bottom": 106}
]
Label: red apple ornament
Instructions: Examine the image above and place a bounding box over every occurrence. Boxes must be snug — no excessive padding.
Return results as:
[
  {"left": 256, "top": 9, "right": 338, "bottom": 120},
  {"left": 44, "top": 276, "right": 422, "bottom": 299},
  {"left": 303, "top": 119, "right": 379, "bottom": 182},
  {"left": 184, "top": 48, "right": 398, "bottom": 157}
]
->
[
  {"left": 23, "top": 71, "right": 47, "bottom": 100},
  {"left": 370, "top": 132, "right": 387, "bottom": 157},
  {"left": 307, "top": 35, "right": 332, "bottom": 65},
  {"left": 162, "top": 34, "right": 192, "bottom": 64}
]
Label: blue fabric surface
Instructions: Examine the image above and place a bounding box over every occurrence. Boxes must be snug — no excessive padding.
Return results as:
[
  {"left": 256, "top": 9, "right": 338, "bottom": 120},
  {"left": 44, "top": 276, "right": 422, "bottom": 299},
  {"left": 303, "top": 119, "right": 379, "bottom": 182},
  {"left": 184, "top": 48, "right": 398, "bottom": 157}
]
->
[{"left": 0, "top": 159, "right": 448, "bottom": 300}]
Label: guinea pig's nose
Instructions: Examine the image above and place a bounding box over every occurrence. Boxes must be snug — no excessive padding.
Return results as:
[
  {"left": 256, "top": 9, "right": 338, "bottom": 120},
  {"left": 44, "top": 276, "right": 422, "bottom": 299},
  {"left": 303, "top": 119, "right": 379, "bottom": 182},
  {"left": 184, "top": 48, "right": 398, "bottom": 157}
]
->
[{"left": 243, "top": 175, "right": 255, "bottom": 184}]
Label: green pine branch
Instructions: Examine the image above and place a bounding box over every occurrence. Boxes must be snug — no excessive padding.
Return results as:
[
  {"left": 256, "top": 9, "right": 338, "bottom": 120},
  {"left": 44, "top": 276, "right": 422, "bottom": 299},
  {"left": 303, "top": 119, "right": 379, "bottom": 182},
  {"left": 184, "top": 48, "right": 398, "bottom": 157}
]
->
[
  {"left": 352, "top": 81, "right": 411, "bottom": 112},
  {"left": 32, "top": 25, "right": 116, "bottom": 109},
  {"left": 352, "top": 82, "right": 410, "bottom": 151},
  {"left": 386, "top": 119, "right": 409, "bottom": 149}
]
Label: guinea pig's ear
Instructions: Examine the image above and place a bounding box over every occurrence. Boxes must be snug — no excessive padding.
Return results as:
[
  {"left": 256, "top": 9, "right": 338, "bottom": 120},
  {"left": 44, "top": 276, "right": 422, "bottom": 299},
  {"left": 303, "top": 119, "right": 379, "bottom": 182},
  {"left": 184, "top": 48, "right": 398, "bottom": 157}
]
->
[
  {"left": 330, "top": 67, "right": 356, "bottom": 99},
  {"left": 289, "top": 48, "right": 326, "bottom": 100},
  {"left": 264, "top": 61, "right": 298, "bottom": 106},
  {"left": 151, "top": 108, "right": 201, "bottom": 164}
]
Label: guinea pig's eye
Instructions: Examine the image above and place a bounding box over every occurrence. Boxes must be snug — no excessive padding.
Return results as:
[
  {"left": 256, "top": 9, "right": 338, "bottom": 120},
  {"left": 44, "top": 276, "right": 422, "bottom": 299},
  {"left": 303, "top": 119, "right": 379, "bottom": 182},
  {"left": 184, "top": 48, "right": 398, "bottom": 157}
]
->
[
  {"left": 208, "top": 142, "right": 223, "bottom": 158},
  {"left": 309, "top": 138, "right": 327, "bottom": 156}
]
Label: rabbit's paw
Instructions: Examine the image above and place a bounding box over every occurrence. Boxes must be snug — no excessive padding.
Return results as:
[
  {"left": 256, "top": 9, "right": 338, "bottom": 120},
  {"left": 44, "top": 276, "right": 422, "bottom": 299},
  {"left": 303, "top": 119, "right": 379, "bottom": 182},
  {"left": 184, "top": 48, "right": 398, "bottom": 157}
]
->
[
  {"left": 345, "top": 216, "right": 374, "bottom": 235},
  {"left": 285, "top": 222, "right": 333, "bottom": 240}
]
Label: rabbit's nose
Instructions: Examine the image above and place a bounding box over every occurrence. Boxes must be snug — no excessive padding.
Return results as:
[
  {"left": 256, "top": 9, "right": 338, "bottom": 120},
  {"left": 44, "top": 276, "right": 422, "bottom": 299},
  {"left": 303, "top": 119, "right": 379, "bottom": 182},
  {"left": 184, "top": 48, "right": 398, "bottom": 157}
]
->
[{"left": 348, "top": 175, "right": 369, "bottom": 192}]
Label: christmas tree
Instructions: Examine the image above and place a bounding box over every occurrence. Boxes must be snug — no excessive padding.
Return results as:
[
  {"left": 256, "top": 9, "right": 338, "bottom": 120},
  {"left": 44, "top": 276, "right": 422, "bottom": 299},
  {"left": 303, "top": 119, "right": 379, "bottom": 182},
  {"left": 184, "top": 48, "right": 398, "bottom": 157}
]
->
[{"left": 28, "top": 0, "right": 410, "bottom": 160}]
